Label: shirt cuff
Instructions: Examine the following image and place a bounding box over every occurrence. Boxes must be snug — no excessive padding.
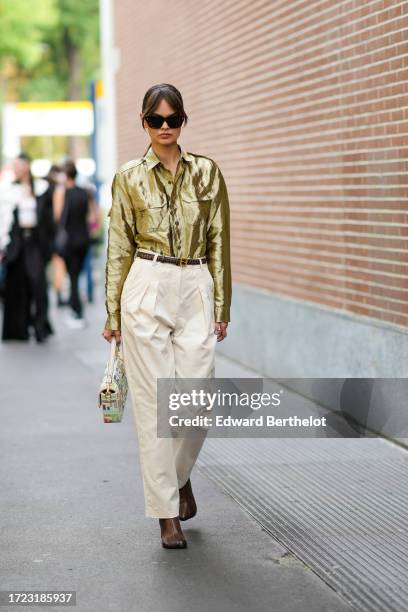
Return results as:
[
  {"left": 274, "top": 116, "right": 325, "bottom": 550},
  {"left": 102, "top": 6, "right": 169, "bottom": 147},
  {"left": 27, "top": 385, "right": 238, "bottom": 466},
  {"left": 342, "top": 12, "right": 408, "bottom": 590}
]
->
[
  {"left": 105, "top": 313, "right": 121, "bottom": 331},
  {"left": 214, "top": 305, "right": 230, "bottom": 323}
]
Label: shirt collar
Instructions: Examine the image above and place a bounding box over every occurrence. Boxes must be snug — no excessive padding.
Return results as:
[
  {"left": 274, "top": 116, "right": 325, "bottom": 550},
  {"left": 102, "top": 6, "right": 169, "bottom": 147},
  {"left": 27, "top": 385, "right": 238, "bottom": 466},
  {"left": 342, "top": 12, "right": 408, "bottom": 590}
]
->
[{"left": 142, "top": 143, "right": 194, "bottom": 171}]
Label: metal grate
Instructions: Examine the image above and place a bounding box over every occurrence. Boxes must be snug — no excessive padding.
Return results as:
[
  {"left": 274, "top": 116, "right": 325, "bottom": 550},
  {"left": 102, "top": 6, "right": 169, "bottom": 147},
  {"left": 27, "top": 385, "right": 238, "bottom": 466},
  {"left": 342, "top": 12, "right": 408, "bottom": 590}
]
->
[{"left": 197, "top": 438, "right": 408, "bottom": 612}]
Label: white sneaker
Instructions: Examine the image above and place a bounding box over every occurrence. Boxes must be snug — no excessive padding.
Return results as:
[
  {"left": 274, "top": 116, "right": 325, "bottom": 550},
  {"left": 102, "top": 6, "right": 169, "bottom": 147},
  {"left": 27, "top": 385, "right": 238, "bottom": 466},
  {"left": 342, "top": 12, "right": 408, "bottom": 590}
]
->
[{"left": 65, "top": 312, "right": 87, "bottom": 329}]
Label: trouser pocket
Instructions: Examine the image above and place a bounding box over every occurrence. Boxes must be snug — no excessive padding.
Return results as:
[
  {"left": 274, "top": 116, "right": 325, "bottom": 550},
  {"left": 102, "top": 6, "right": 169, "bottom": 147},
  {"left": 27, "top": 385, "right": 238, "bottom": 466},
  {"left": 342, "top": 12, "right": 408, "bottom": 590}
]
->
[
  {"left": 198, "top": 284, "right": 215, "bottom": 334},
  {"left": 121, "top": 277, "right": 151, "bottom": 313}
]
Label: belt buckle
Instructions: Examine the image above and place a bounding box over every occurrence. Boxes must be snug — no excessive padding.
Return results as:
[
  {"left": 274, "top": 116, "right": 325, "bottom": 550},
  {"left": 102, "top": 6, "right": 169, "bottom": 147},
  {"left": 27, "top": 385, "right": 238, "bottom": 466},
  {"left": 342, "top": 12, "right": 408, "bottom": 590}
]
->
[{"left": 179, "top": 256, "right": 188, "bottom": 267}]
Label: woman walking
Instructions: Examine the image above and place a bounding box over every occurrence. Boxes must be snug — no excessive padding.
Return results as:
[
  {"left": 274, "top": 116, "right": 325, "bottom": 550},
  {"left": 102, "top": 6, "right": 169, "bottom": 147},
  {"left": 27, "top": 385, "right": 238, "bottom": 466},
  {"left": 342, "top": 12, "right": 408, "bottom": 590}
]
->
[
  {"left": 53, "top": 160, "right": 92, "bottom": 328},
  {"left": 102, "top": 83, "right": 232, "bottom": 548}
]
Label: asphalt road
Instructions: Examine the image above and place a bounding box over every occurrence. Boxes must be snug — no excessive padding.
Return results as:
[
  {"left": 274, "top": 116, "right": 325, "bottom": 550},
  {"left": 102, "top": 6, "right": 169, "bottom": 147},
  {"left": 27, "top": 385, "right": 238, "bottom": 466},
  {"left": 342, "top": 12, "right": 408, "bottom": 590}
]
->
[{"left": 0, "top": 286, "right": 351, "bottom": 612}]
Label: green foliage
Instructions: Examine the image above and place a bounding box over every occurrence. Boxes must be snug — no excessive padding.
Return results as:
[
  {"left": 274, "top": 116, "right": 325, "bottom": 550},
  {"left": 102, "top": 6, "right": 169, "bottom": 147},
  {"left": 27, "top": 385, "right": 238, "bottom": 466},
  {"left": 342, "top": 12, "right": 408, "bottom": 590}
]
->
[
  {"left": 0, "top": 0, "right": 55, "bottom": 68},
  {"left": 0, "top": 0, "right": 100, "bottom": 101}
]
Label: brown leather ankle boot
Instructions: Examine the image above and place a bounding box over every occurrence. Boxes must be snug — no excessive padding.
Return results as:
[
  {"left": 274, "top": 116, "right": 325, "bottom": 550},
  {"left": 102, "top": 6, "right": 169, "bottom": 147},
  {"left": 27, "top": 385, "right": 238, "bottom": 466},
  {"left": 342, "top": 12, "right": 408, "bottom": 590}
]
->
[
  {"left": 179, "top": 478, "right": 197, "bottom": 521},
  {"left": 159, "top": 517, "right": 187, "bottom": 548}
]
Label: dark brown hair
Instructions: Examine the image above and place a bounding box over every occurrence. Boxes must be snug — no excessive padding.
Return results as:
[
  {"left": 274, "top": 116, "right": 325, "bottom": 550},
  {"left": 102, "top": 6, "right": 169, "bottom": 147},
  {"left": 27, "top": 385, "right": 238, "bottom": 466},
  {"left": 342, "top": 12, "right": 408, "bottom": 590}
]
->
[
  {"left": 62, "top": 159, "right": 77, "bottom": 180},
  {"left": 141, "top": 83, "right": 188, "bottom": 129},
  {"left": 47, "top": 164, "right": 61, "bottom": 184},
  {"left": 15, "top": 152, "right": 34, "bottom": 193}
]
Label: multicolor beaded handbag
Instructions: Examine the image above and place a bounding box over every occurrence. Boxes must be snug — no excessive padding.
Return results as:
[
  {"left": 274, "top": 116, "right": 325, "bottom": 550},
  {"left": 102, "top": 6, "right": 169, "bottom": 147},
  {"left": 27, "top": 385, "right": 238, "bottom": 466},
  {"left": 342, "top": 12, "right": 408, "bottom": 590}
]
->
[{"left": 98, "top": 337, "right": 128, "bottom": 423}]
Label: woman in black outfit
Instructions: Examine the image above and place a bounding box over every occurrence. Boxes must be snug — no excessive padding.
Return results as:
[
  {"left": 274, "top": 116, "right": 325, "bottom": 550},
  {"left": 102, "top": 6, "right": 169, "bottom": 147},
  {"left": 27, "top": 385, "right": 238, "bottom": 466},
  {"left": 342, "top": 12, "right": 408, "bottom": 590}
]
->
[
  {"left": 39, "top": 164, "right": 61, "bottom": 330},
  {"left": 53, "top": 160, "right": 91, "bottom": 327},
  {"left": 1, "top": 153, "right": 55, "bottom": 343}
]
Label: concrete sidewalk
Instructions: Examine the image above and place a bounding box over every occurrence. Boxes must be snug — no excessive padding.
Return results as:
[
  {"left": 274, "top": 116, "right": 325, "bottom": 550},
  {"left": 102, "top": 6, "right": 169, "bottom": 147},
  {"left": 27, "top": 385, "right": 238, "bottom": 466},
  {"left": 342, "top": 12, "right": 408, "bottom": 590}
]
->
[{"left": 0, "top": 287, "right": 351, "bottom": 612}]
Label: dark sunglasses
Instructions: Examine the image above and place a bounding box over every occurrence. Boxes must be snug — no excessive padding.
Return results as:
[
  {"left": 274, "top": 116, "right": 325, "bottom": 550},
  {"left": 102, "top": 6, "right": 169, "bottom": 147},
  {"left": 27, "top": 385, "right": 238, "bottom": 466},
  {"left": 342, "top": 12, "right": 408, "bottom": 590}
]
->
[{"left": 144, "top": 112, "right": 184, "bottom": 129}]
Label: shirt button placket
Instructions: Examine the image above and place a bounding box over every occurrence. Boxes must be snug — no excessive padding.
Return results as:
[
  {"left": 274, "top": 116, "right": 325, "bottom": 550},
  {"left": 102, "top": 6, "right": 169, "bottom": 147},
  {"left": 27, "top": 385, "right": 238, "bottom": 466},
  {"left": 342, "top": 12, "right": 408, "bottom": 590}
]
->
[
  {"left": 170, "top": 166, "right": 182, "bottom": 257},
  {"left": 171, "top": 200, "right": 182, "bottom": 257},
  {"left": 167, "top": 181, "right": 181, "bottom": 258},
  {"left": 164, "top": 162, "right": 184, "bottom": 259}
]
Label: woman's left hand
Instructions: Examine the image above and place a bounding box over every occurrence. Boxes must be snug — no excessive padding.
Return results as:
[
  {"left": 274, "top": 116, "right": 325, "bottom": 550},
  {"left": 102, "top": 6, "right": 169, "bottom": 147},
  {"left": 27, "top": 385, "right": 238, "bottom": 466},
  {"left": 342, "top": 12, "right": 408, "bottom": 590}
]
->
[{"left": 214, "top": 321, "right": 228, "bottom": 341}]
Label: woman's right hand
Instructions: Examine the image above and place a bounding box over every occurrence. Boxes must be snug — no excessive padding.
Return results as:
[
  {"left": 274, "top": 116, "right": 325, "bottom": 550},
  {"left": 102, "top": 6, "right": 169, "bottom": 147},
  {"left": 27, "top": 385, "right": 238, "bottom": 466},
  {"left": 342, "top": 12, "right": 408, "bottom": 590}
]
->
[{"left": 102, "top": 328, "right": 122, "bottom": 345}]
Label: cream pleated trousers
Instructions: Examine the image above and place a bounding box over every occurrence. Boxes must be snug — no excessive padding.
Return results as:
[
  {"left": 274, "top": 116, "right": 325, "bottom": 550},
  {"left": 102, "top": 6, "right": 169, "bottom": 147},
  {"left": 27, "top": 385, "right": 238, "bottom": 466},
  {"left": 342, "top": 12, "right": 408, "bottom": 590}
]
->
[{"left": 120, "top": 248, "right": 217, "bottom": 518}]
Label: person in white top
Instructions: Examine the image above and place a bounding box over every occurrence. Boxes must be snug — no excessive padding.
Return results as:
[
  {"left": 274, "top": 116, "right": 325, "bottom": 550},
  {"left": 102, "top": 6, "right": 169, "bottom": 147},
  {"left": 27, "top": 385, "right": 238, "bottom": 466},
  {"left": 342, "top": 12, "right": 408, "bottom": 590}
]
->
[
  {"left": 16, "top": 184, "right": 38, "bottom": 228},
  {"left": 1, "top": 153, "right": 54, "bottom": 343}
]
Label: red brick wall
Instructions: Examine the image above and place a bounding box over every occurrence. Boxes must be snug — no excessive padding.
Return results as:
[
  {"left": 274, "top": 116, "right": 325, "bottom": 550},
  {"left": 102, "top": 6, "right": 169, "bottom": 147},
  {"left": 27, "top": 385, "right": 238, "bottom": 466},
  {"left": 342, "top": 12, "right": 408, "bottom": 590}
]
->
[{"left": 114, "top": 0, "right": 408, "bottom": 328}]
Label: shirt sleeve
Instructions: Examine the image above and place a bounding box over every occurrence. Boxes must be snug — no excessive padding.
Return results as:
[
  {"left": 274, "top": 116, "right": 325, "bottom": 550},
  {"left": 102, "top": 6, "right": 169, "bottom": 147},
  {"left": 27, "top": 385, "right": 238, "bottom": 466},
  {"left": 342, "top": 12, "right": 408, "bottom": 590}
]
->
[
  {"left": 206, "top": 164, "right": 232, "bottom": 322},
  {"left": 104, "top": 172, "right": 136, "bottom": 330}
]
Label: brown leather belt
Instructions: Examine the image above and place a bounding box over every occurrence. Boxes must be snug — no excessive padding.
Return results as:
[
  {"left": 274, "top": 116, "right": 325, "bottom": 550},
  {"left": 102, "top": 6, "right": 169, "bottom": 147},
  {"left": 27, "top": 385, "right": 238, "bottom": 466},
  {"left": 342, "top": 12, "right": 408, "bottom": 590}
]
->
[{"left": 136, "top": 251, "right": 206, "bottom": 267}]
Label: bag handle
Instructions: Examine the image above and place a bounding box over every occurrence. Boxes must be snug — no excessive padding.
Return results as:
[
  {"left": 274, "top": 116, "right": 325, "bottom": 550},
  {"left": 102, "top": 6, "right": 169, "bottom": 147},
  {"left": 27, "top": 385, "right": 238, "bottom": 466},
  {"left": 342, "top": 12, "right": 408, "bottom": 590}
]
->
[{"left": 105, "top": 336, "right": 121, "bottom": 386}]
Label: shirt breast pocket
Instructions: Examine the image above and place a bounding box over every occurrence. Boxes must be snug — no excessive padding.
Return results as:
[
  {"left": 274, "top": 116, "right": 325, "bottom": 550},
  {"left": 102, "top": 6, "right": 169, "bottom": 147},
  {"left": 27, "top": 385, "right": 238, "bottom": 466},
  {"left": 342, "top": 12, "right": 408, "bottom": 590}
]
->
[
  {"left": 181, "top": 195, "right": 212, "bottom": 226},
  {"left": 136, "top": 199, "right": 168, "bottom": 233}
]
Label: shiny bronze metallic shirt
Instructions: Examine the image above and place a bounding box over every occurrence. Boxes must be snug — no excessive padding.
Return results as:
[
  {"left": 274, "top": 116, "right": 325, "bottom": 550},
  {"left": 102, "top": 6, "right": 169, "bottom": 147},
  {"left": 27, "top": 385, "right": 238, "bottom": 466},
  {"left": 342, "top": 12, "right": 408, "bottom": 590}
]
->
[{"left": 104, "top": 143, "right": 232, "bottom": 330}]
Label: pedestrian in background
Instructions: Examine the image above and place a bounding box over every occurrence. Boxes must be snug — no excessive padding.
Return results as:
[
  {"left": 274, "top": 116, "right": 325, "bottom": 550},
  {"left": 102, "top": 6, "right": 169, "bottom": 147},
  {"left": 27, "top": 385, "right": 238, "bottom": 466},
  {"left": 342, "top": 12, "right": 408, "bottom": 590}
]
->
[
  {"left": 38, "top": 164, "right": 61, "bottom": 334},
  {"left": 80, "top": 180, "right": 100, "bottom": 305},
  {"left": 1, "top": 153, "right": 54, "bottom": 343},
  {"left": 102, "top": 83, "right": 232, "bottom": 549},
  {"left": 43, "top": 165, "right": 69, "bottom": 308},
  {"left": 53, "top": 160, "right": 92, "bottom": 328}
]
